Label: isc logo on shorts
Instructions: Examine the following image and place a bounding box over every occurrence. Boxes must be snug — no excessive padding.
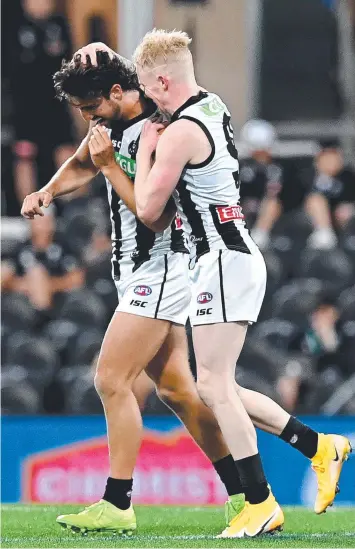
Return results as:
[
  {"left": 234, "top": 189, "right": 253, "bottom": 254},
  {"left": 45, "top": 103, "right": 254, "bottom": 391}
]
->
[
  {"left": 197, "top": 292, "right": 213, "bottom": 304},
  {"left": 134, "top": 285, "right": 152, "bottom": 296},
  {"left": 216, "top": 205, "right": 244, "bottom": 224}
]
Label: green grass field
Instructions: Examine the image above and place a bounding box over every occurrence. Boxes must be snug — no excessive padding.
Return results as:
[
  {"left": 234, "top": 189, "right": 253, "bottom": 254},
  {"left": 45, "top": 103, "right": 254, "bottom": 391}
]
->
[{"left": 1, "top": 505, "right": 354, "bottom": 548}]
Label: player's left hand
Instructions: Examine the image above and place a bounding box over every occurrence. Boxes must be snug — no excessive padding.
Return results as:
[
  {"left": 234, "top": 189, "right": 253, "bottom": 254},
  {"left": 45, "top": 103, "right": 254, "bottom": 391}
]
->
[
  {"left": 138, "top": 120, "right": 166, "bottom": 156},
  {"left": 89, "top": 126, "right": 116, "bottom": 170}
]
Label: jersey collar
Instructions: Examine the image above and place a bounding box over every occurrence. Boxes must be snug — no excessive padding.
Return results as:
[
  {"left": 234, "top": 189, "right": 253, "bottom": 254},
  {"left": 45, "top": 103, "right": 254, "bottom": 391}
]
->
[{"left": 171, "top": 91, "right": 208, "bottom": 122}]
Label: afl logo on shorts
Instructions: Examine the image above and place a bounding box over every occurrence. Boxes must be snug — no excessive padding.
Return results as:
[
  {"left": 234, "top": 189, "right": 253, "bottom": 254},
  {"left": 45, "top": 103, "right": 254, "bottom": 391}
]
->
[
  {"left": 197, "top": 292, "right": 213, "bottom": 304},
  {"left": 134, "top": 285, "right": 152, "bottom": 296}
]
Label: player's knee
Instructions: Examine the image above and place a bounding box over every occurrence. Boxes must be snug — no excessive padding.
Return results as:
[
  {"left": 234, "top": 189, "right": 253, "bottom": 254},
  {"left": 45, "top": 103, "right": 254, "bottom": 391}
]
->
[
  {"left": 94, "top": 368, "right": 130, "bottom": 400},
  {"left": 94, "top": 370, "right": 114, "bottom": 398},
  {"left": 196, "top": 377, "right": 217, "bottom": 408},
  {"left": 197, "top": 373, "right": 232, "bottom": 408}
]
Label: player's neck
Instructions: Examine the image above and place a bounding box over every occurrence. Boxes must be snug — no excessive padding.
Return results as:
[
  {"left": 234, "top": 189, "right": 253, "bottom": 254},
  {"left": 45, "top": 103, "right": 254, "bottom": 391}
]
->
[
  {"left": 165, "top": 82, "right": 201, "bottom": 115},
  {"left": 120, "top": 90, "right": 145, "bottom": 121}
]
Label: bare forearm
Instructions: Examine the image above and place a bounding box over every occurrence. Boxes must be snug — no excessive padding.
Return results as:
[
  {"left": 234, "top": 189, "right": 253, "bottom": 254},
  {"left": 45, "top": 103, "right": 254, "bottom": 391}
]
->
[
  {"left": 135, "top": 151, "right": 153, "bottom": 215},
  {"left": 40, "top": 156, "right": 97, "bottom": 198},
  {"left": 102, "top": 164, "right": 138, "bottom": 215},
  {"left": 41, "top": 126, "right": 98, "bottom": 198}
]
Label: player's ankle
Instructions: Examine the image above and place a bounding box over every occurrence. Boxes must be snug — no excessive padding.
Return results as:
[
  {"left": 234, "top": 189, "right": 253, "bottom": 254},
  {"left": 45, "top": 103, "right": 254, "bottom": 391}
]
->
[
  {"left": 213, "top": 454, "right": 244, "bottom": 496},
  {"left": 279, "top": 416, "right": 318, "bottom": 459},
  {"left": 103, "top": 477, "right": 133, "bottom": 510},
  {"left": 235, "top": 453, "right": 270, "bottom": 504}
]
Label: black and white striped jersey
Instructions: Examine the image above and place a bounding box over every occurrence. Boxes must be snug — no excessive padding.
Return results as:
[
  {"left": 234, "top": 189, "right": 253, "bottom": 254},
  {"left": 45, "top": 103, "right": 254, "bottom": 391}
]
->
[
  {"left": 106, "top": 110, "right": 187, "bottom": 281},
  {"left": 171, "top": 91, "right": 250, "bottom": 261}
]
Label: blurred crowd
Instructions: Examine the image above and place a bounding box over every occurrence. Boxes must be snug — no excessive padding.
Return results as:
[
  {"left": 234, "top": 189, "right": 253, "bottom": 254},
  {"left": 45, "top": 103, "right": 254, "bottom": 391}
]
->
[{"left": 2, "top": 1, "right": 355, "bottom": 416}]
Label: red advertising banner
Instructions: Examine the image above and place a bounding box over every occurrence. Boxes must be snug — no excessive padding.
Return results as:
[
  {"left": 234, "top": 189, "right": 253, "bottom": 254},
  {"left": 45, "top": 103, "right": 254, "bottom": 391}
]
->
[{"left": 22, "top": 428, "right": 226, "bottom": 504}]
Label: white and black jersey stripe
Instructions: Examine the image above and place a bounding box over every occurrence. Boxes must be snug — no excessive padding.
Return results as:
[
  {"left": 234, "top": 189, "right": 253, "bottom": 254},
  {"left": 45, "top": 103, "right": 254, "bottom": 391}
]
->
[
  {"left": 171, "top": 91, "right": 251, "bottom": 262},
  {"left": 105, "top": 107, "right": 188, "bottom": 281}
]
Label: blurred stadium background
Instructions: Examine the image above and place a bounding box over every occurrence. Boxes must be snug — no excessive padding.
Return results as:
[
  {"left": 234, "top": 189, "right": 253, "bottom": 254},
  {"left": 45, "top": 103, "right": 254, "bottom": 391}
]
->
[{"left": 1, "top": 0, "right": 355, "bottom": 507}]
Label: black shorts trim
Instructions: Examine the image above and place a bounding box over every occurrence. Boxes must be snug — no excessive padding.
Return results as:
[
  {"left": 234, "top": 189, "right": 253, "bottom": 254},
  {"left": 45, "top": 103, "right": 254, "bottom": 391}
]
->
[
  {"left": 218, "top": 250, "right": 227, "bottom": 322},
  {"left": 178, "top": 116, "right": 215, "bottom": 169},
  {"left": 154, "top": 255, "right": 168, "bottom": 318}
]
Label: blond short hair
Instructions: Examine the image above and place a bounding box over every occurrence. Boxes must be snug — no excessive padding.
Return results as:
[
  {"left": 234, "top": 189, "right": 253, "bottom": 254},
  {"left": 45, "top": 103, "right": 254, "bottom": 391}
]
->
[{"left": 133, "top": 29, "right": 192, "bottom": 68}]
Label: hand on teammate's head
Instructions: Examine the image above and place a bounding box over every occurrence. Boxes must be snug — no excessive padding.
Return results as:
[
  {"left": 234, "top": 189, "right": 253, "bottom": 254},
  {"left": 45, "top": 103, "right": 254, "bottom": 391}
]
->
[{"left": 73, "top": 42, "right": 116, "bottom": 67}]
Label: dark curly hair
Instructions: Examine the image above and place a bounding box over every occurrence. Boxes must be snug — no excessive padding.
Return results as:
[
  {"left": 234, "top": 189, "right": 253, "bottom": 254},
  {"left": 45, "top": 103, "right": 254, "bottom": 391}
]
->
[{"left": 53, "top": 51, "right": 139, "bottom": 102}]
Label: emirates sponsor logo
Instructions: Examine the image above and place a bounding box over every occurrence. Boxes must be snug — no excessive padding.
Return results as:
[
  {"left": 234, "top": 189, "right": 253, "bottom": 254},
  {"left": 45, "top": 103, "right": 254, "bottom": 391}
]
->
[{"left": 216, "top": 205, "right": 244, "bottom": 224}]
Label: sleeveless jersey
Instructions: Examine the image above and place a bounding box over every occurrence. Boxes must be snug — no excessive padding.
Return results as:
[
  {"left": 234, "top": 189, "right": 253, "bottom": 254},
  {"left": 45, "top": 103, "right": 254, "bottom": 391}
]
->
[
  {"left": 106, "top": 110, "right": 187, "bottom": 281},
  {"left": 171, "top": 91, "right": 250, "bottom": 261}
]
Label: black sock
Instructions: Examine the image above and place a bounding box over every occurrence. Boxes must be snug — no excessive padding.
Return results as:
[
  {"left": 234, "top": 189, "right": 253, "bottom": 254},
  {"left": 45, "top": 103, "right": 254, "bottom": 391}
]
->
[
  {"left": 235, "top": 454, "right": 269, "bottom": 504},
  {"left": 279, "top": 416, "right": 318, "bottom": 459},
  {"left": 103, "top": 477, "right": 133, "bottom": 510},
  {"left": 213, "top": 454, "right": 244, "bottom": 496}
]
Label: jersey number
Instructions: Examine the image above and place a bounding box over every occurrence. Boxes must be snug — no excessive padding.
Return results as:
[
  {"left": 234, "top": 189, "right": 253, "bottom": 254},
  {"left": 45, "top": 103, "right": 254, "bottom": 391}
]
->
[{"left": 223, "top": 113, "right": 240, "bottom": 189}]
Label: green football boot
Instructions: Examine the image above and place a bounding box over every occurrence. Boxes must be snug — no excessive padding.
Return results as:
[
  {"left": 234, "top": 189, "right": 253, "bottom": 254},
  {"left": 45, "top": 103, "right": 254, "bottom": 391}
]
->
[
  {"left": 56, "top": 499, "right": 136, "bottom": 535},
  {"left": 224, "top": 493, "right": 246, "bottom": 525}
]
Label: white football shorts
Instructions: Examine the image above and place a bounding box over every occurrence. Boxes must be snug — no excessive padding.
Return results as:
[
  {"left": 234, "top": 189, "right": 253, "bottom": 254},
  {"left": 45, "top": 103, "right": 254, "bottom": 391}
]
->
[
  {"left": 189, "top": 245, "right": 267, "bottom": 326},
  {"left": 115, "top": 252, "right": 190, "bottom": 325}
]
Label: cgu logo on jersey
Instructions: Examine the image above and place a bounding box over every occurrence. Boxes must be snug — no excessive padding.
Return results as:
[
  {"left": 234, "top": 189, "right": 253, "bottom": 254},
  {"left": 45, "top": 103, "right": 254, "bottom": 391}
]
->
[
  {"left": 134, "top": 285, "right": 152, "bottom": 296},
  {"left": 200, "top": 97, "right": 224, "bottom": 117},
  {"left": 216, "top": 205, "right": 244, "bottom": 224},
  {"left": 197, "top": 292, "right": 213, "bottom": 304},
  {"left": 115, "top": 153, "right": 136, "bottom": 179}
]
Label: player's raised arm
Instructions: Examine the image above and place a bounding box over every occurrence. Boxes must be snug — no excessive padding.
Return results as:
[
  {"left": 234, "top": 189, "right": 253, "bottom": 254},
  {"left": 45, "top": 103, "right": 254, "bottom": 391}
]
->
[
  {"left": 88, "top": 125, "right": 175, "bottom": 232},
  {"left": 134, "top": 119, "right": 196, "bottom": 225},
  {"left": 21, "top": 124, "right": 98, "bottom": 219}
]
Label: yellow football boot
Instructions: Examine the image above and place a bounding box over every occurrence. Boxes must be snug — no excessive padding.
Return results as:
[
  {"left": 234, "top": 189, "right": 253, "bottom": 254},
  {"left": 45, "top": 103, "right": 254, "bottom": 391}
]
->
[
  {"left": 56, "top": 499, "right": 137, "bottom": 535},
  {"left": 311, "top": 433, "right": 352, "bottom": 514},
  {"left": 218, "top": 491, "right": 284, "bottom": 538}
]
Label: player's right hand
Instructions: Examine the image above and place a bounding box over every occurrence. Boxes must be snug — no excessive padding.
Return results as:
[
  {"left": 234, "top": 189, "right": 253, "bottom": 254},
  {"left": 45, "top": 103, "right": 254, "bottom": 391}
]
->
[
  {"left": 21, "top": 191, "right": 53, "bottom": 219},
  {"left": 74, "top": 42, "right": 116, "bottom": 66}
]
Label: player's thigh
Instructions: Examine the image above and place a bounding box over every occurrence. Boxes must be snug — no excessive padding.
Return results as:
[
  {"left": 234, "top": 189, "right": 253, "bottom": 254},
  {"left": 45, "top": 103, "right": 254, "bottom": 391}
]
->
[
  {"left": 193, "top": 321, "right": 248, "bottom": 375},
  {"left": 193, "top": 323, "right": 248, "bottom": 404},
  {"left": 146, "top": 324, "right": 197, "bottom": 395},
  {"left": 96, "top": 311, "right": 171, "bottom": 384}
]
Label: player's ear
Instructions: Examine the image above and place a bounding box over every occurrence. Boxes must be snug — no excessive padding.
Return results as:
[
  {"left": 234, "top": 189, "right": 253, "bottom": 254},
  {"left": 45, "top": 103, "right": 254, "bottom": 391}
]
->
[
  {"left": 158, "top": 76, "right": 168, "bottom": 91},
  {"left": 110, "top": 84, "right": 123, "bottom": 102}
]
